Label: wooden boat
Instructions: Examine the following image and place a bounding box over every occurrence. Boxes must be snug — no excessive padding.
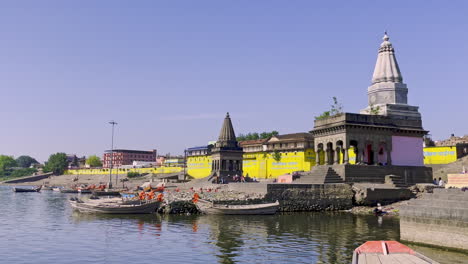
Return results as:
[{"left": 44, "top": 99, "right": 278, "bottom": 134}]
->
[
  {"left": 69, "top": 198, "right": 161, "bottom": 214},
  {"left": 352, "top": 241, "right": 439, "bottom": 264},
  {"left": 13, "top": 186, "right": 42, "bottom": 192},
  {"left": 60, "top": 189, "right": 79, "bottom": 193},
  {"left": 92, "top": 190, "right": 121, "bottom": 196},
  {"left": 196, "top": 199, "right": 279, "bottom": 215}
]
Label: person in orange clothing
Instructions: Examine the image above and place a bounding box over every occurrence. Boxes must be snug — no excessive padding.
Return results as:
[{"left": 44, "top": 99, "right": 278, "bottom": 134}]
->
[
  {"left": 192, "top": 193, "right": 200, "bottom": 203},
  {"left": 156, "top": 193, "right": 164, "bottom": 202},
  {"left": 138, "top": 191, "right": 146, "bottom": 200},
  {"left": 147, "top": 190, "right": 155, "bottom": 200}
]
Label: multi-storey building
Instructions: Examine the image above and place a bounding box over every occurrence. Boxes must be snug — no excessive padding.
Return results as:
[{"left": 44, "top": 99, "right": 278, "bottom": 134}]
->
[{"left": 103, "top": 149, "right": 157, "bottom": 168}]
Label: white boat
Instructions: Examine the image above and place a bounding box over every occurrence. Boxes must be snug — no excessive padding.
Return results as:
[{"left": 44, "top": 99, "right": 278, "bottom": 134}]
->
[
  {"left": 69, "top": 198, "right": 161, "bottom": 214},
  {"left": 196, "top": 199, "right": 279, "bottom": 215}
]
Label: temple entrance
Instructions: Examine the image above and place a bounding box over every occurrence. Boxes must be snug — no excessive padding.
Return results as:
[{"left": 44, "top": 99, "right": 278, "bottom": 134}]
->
[{"left": 366, "top": 144, "right": 374, "bottom": 165}]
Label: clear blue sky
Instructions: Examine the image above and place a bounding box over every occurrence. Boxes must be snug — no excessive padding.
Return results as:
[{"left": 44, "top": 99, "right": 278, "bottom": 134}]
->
[{"left": 1, "top": 1, "right": 467, "bottom": 162}]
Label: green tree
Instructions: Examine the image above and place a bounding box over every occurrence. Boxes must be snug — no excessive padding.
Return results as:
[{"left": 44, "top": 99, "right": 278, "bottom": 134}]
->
[
  {"left": 86, "top": 155, "right": 102, "bottom": 167},
  {"left": 237, "top": 131, "right": 280, "bottom": 141},
  {"left": 272, "top": 151, "right": 282, "bottom": 162},
  {"left": 0, "top": 155, "right": 17, "bottom": 172},
  {"left": 16, "top": 155, "right": 38, "bottom": 168},
  {"left": 315, "top": 97, "right": 343, "bottom": 120},
  {"left": 44, "top": 153, "right": 68, "bottom": 175}
]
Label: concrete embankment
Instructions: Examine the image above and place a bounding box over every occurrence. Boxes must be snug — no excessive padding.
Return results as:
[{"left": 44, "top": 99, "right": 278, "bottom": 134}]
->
[
  {"left": 1, "top": 173, "right": 53, "bottom": 184},
  {"left": 400, "top": 188, "right": 468, "bottom": 251}
]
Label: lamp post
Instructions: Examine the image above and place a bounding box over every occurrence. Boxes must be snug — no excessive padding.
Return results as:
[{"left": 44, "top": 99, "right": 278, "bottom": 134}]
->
[
  {"left": 108, "top": 120, "right": 118, "bottom": 189},
  {"left": 183, "top": 149, "right": 187, "bottom": 181}
]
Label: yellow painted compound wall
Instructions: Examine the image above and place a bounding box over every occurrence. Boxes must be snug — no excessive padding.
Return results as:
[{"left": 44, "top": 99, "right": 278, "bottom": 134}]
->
[
  {"left": 186, "top": 149, "right": 316, "bottom": 179},
  {"left": 423, "top": 146, "right": 457, "bottom": 165},
  {"left": 187, "top": 156, "right": 212, "bottom": 178},
  {"left": 243, "top": 149, "right": 316, "bottom": 178},
  {"left": 66, "top": 166, "right": 182, "bottom": 175}
]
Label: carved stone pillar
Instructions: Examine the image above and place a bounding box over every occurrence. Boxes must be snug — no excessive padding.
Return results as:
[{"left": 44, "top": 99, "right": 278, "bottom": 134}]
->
[
  {"left": 372, "top": 146, "right": 379, "bottom": 165},
  {"left": 315, "top": 149, "right": 320, "bottom": 165},
  {"left": 343, "top": 148, "right": 349, "bottom": 164},
  {"left": 386, "top": 147, "right": 392, "bottom": 166},
  {"left": 324, "top": 149, "right": 329, "bottom": 165},
  {"left": 357, "top": 143, "right": 364, "bottom": 164},
  {"left": 334, "top": 148, "right": 339, "bottom": 164}
]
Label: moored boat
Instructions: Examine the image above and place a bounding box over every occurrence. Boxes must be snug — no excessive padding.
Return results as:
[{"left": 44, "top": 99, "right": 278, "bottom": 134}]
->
[
  {"left": 69, "top": 198, "right": 161, "bottom": 214},
  {"left": 196, "top": 199, "right": 279, "bottom": 215},
  {"left": 92, "top": 190, "right": 121, "bottom": 196},
  {"left": 352, "top": 241, "right": 439, "bottom": 264},
  {"left": 60, "top": 189, "right": 79, "bottom": 193},
  {"left": 13, "top": 186, "right": 42, "bottom": 192}
]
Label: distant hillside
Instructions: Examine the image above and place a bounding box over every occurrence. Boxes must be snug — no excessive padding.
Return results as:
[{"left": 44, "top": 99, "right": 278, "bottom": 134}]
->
[{"left": 428, "top": 155, "right": 468, "bottom": 181}]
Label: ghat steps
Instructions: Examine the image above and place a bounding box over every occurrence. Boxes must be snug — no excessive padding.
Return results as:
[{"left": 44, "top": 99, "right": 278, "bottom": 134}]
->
[{"left": 295, "top": 166, "right": 344, "bottom": 184}]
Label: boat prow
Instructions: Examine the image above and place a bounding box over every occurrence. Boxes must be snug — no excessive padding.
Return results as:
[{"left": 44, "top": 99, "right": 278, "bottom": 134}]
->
[{"left": 352, "top": 241, "right": 439, "bottom": 264}]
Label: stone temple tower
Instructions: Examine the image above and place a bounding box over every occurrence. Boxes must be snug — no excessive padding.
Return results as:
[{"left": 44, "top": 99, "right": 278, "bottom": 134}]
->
[
  {"left": 361, "top": 33, "right": 422, "bottom": 120},
  {"left": 210, "top": 113, "right": 243, "bottom": 179}
]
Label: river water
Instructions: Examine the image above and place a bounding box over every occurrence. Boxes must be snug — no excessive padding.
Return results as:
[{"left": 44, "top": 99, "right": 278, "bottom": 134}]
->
[{"left": 0, "top": 186, "right": 466, "bottom": 264}]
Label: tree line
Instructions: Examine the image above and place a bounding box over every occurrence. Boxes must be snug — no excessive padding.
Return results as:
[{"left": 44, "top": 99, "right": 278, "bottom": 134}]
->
[
  {"left": 0, "top": 153, "right": 104, "bottom": 180},
  {"left": 0, "top": 155, "right": 39, "bottom": 180},
  {"left": 237, "top": 131, "right": 279, "bottom": 142}
]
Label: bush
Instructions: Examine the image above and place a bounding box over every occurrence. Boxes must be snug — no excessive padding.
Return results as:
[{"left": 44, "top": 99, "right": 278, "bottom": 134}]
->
[
  {"left": 127, "top": 172, "right": 141, "bottom": 178},
  {"left": 10, "top": 168, "right": 37, "bottom": 178}
]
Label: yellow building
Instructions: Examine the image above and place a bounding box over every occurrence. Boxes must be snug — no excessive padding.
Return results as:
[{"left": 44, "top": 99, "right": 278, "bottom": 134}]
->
[
  {"left": 186, "top": 133, "right": 321, "bottom": 179},
  {"left": 423, "top": 146, "right": 458, "bottom": 164},
  {"left": 186, "top": 145, "right": 213, "bottom": 178},
  {"left": 66, "top": 166, "right": 182, "bottom": 175}
]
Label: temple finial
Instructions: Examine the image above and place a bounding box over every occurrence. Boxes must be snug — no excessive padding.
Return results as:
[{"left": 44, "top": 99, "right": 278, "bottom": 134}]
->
[
  {"left": 226, "top": 112, "right": 230, "bottom": 118},
  {"left": 383, "top": 31, "right": 389, "bottom": 41}
]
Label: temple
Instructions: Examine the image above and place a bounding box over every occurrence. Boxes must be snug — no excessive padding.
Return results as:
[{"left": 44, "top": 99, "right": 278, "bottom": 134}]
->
[
  {"left": 302, "top": 33, "right": 432, "bottom": 184},
  {"left": 185, "top": 33, "right": 433, "bottom": 185},
  {"left": 210, "top": 113, "right": 243, "bottom": 179}
]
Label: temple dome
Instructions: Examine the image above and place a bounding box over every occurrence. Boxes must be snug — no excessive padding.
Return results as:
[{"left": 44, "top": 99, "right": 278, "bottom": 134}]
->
[{"left": 372, "top": 33, "right": 403, "bottom": 84}]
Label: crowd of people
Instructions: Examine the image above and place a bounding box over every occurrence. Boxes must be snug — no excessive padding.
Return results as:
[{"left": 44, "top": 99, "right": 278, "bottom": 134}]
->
[{"left": 211, "top": 173, "right": 258, "bottom": 184}]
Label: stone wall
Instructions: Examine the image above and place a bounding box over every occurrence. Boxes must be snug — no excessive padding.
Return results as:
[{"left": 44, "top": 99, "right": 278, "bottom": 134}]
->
[
  {"left": 343, "top": 165, "right": 432, "bottom": 184},
  {"left": 352, "top": 183, "right": 413, "bottom": 206},
  {"left": 265, "top": 183, "right": 354, "bottom": 211},
  {"left": 400, "top": 188, "right": 468, "bottom": 251}
]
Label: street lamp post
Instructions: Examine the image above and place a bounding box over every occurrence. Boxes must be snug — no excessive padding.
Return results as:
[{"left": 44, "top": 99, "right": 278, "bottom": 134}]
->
[{"left": 108, "top": 120, "right": 118, "bottom": 189}]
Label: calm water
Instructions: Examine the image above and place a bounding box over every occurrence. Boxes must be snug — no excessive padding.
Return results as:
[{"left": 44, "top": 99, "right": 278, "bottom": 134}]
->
[{"left": 1, "top": 186, "right": 467, "bottom": 264}]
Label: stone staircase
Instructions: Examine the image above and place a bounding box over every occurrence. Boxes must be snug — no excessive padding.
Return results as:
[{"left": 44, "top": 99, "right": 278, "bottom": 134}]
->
[
  {"left": 295, "top": 166, "right": 344, "bottom": 184},
  {"left": 385, "top": 174, "right": 411, "bottom": 188}
]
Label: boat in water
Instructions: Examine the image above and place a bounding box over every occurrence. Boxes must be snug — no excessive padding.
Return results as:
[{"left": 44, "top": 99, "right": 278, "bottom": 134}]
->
[
  {"left": 13, "top": 186, "right": 42, "bottom": 192},
  {"left": 69, "top": 197, "right": 161, "bottom": 214},
  {"left": 352, "top": 241, "right": 439, "bottom": 264},
  {"left": 196, "top": 199, "right": 279, "bottom": 215}
]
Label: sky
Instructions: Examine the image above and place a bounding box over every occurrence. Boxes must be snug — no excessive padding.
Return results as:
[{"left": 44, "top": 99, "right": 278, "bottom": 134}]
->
[{"left": 1, "top": 1, "right": 467, "bottom": 162}]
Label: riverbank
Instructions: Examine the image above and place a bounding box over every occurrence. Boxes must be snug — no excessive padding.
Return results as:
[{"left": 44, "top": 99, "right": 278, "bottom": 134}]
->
[{"left": 2, "top": 173, "right": 439, "bottom": 215}]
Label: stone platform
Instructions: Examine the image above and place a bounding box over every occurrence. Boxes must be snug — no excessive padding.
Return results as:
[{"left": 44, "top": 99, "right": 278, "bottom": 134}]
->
[{"left": 400, "top": 188, "right": 468, "bottom": 251}]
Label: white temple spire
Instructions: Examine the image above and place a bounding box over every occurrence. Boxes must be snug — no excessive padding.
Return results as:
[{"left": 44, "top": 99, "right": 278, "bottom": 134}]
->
[
  {"left": 371, "top": 32, "right": 403, "bottom": 84},
  {"left": 361, "top": 33, "right": 421, "bottom": 120}
]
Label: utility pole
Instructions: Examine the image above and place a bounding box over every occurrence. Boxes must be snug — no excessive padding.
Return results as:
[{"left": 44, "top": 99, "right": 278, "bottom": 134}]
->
[
  {"left": 183, "top": 149, "right": 187, "bottom": 181},
  {"left": 108, "top": 120, "right": 118, "bottom": 189}
]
